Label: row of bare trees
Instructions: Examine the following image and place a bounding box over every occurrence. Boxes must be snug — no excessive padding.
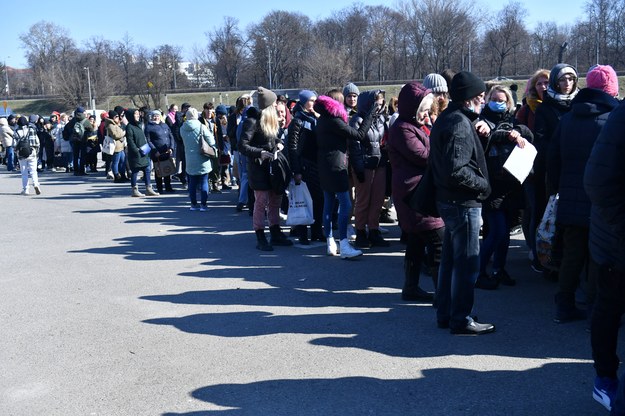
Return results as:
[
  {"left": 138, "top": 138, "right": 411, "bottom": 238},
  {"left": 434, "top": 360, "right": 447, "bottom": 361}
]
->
[{"left": 4, "top": 0, "right": 625, "bottom": 108}]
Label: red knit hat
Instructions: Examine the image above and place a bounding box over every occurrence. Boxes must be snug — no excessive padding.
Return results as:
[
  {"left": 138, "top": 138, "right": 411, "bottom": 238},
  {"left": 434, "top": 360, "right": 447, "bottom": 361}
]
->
[{"left": 586, "top": 65, "right": 619, "bottom": 97}]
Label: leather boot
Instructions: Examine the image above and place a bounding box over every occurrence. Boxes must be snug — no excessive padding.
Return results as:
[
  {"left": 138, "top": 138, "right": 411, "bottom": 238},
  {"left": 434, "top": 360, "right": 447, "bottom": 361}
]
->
[
  {"left": 114, "top": 173, "right": 123, "bottom": 183},
  {"left": 369, "top": 229, "right": 390, "bottom": 247},
  {"left": 145, "top": 186, "right": 160, "bottom": 196},
  {"left": 401, "top": 234, "right": 433, "bottom": 302},
  {"left": 554, "top": 292, "right": 586, "bottom": 323},
  {"left": 269, "top": 225, "right": 293, "bottom": 246},
  {"left": 255, "top": 229, "right": 273, "bottom": 251},
  {"left": 131, "top": 186, "right": 144, "bottom": 197},
  {"left": 354, "top": 229, "right": 371, "bottom": 249}
]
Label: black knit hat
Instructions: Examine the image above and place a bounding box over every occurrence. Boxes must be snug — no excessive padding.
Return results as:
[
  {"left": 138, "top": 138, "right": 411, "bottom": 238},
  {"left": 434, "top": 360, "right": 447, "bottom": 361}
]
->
[{"left": 450, "top": 71, "right": 486, "bottom": 102}]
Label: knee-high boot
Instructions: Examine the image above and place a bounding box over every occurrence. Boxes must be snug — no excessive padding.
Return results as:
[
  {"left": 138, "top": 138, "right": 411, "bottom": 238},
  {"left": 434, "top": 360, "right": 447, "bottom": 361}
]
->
[{"left": 401, "top": 233, "right": 434, "bottom": 302}]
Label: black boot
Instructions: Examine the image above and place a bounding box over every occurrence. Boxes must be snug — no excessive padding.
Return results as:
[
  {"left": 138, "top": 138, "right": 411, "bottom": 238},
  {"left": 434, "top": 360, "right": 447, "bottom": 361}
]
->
[
  {"left": 401, "top": 234, "right": 434, "bottom": 302},
  {"left": 270, "top": 225, "right": 293, "bottom": 246},
  {"left": 354, "top": 229, "right": 371, "bottom": 248},
  {"left": 310, "top": 224, "right": 325, "bottom": 242},
  {"left": 368, "top": 229, "right": 390, "bottom": 247},
  {"left": 164, "top": 176, "right": 175, "bottom": 193},
  {"left": 554, "top": 292, "right": 586, "bottom": 323},
  {"left": 114, "top": 173, "right": 123, "bottom": 183},
  {"left": 297, "top": 225, "right": 310, "bottom": 245},
  {"left": 255, "top": 229, "right": 273, "bottom": 251}
]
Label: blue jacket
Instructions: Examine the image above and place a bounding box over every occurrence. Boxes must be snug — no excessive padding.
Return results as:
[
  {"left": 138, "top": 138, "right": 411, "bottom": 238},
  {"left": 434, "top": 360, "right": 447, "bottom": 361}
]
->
[
  {"left": 549, "top": 88, "right": 619, "bottom": 227},
  {"left": 145, "top": 121, "right": 175, "bottom": 159},
  {"left": 584, "top": 99, "right": 625, "bottom": 271},
  {"left": 180, "top": 120, "right": 214, "bottom": 175}
]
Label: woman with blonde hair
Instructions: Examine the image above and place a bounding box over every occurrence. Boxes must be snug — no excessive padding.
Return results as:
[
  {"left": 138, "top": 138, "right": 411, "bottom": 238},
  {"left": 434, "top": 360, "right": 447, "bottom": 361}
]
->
[
  {"left": 516, "top": 69, "right": 550, "bottom": 131},
  {"left": 478, "top": 84, "right": 533, "bottom": 287},
  {"left": 239, "top": 87, "right": 292, "bottom": 251}
]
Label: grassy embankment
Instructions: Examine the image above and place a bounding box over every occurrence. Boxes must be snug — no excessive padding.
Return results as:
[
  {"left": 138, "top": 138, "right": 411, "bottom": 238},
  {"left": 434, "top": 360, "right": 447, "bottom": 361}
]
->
[{"left": 5, "top": 77, "right": 624, "bottom": 116}]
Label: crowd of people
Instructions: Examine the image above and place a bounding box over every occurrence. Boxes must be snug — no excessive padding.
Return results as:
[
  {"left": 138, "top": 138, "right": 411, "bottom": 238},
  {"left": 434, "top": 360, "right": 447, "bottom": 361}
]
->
[{"left": 2, "top": 63, "right": 625, "bottom": 414}]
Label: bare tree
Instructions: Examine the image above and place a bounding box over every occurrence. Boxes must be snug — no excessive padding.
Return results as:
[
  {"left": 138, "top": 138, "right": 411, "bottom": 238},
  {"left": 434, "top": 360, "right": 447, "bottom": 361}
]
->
[
  {"left": 482, "top": 2, "right": 529, "bottom": 77},
  {"left": 207, "top": 17, "right": 248, "bottom": 87}
]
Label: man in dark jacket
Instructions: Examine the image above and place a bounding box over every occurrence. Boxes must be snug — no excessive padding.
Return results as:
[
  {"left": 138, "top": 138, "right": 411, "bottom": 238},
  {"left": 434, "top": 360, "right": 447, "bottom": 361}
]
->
[
  {"left": 429, "top": 71, "right": 495, "bottom": 335},
  {"left": 548, "top": 64, "right": 620, "bottom": 324},
  {"left": 584, "top": 85, "right": 625, "bottom": 415},
  {"left": 64, "top": 107, "right": 94, "bottom": 176}
]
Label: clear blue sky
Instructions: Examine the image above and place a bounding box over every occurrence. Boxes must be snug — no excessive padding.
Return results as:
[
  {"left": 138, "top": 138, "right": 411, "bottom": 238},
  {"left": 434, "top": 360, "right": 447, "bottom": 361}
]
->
[{"left": 4, "top": 0, "right": 587, "bottom": 69}]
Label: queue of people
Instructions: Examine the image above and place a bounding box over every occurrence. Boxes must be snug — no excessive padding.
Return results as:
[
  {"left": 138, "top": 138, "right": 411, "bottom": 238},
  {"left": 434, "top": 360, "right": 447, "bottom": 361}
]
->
[{"left": 2, "top": 64, "right": 624, "bottom": 413}]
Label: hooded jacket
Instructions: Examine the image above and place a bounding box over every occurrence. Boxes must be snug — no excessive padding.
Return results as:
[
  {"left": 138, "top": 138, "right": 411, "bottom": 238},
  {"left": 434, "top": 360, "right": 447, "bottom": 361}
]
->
[
  {"left": 549, "top": 87, "right": 619, "bottom": 227},
  {"left": 533, "top": 64, "right": 578, "bottom": 186},
  {"left": 387, "top": 82, "right": 444, "bottom": 232},
  {"left": 314, "top": 95, "right": 374, "bottom": 193},
  {"left": 429, "top": 101, "right": 491, "bottom": 206},
  {"left": 124, "top": 108, "right": 150, "bottom": 171},
  {"left": 180, "top": 118, "right": 214, "bottom": 175},
  {"left": 348, "top": 90, "right": 386, "bottom": 175},
  {"left": 0, "top": 118, "right": 13, "bottom": 147},
  {"left": 584, "top": 99, "right": 625, "bottom": 271}
]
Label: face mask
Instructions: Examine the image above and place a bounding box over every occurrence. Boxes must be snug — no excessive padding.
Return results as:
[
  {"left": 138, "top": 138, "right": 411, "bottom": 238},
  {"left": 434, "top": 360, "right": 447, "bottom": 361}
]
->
[{"left": 488, "top": 101, "right": 507, "bottom": 113}]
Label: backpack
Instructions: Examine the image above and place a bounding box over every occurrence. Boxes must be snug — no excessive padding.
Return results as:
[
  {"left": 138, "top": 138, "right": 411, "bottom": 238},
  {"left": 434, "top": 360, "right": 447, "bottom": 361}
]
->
[
  {"left": 15, "top": 129, "right": 34, "bottom": 158},
  {"left": 62, "top": 121, "right": 72, "bottom": 140},
  {"left": 71, "top": 120, "right": 85, "bottom": 142}
]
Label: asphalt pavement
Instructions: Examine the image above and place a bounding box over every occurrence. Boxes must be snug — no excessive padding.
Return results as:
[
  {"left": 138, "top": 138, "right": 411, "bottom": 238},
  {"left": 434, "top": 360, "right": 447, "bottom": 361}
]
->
[{"left": 0, "top": 167, "right": 608, "bottom": 415}]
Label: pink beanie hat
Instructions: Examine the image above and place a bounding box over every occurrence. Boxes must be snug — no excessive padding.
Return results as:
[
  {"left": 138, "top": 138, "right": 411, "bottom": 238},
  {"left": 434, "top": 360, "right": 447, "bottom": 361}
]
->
[{"left": 586, "top": 65, "right": 619, "bottom": 97}]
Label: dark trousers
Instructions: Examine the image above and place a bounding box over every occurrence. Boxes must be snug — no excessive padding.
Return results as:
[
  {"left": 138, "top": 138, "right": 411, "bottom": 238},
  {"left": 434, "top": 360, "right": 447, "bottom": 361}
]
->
[
  {"left": 558, "top": 225, "right": 595, "bottom": 304},
  {"left": 71, "top": 141, "right": 86, "bottom": 174},
  {"left": 591, "top": 262, "right": 625, "bottom": 415}
]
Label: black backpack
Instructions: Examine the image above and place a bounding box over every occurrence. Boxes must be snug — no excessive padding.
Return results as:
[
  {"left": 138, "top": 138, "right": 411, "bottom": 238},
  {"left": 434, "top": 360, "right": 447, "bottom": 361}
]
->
[
  {"left": 15, "top": 129, "right": 34, "bottom": 158},
  {"left": 269, "top": 150, "right": 292, "bottom": 195}
]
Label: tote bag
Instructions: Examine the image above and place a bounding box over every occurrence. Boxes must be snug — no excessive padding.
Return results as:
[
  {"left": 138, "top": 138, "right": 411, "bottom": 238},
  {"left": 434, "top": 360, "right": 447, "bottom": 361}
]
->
[{"left": 286, "top": 180, "right": 314, "bottom": 226}]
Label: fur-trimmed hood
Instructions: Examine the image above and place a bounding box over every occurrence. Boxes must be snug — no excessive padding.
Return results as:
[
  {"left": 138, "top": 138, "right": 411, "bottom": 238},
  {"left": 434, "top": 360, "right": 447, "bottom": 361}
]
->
[{"left": 314, "top": 95, "right": 348, "bottom": 123}]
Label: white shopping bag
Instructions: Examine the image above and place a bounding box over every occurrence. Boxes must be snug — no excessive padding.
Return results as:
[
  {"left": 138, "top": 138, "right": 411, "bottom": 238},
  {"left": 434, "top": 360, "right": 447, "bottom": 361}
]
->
[{"left": 286, "top": 180, "right": 314, "bottom": 226}]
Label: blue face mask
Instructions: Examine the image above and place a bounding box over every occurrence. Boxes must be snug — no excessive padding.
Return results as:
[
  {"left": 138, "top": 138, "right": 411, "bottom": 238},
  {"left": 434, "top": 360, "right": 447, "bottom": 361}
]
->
[{"left": 488, "top": 101, "right": 507, "bottom": 113}]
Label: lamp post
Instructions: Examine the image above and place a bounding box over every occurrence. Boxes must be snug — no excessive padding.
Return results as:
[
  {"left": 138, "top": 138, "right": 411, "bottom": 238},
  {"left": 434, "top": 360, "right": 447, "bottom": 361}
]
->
[
  {"left": 84, "top": 66, "right": 93, "bottom": 110},
  {"left": 4, "top": 57, "right": 9, "bottom": 98}
]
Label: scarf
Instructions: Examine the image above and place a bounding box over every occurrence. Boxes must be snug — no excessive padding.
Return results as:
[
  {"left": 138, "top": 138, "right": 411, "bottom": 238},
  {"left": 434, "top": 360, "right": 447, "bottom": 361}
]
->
[
  {"left": 526, "top": 97, "right": 542, "bottom": 113},
  {"left": 546, "top": 87, "right": 578, "bottom": 106}
]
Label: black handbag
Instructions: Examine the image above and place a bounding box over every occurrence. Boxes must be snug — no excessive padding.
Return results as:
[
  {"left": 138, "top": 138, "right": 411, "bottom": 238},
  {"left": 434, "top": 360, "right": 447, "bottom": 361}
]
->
[{"left": 404, "top": 166, "right": 438, "bottom": 217}]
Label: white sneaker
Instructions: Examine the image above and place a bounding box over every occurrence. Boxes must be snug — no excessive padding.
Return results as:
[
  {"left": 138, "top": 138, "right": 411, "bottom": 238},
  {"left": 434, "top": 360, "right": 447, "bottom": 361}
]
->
[
  {"left": 106, "top": 171, "right": 114, "bottom": 180},
  {"left": 20, "top": 189, "right": 29, "bottom": 195},
  {"left": 340, "top": 239, "right": 362, "bottom": 259},
  {"left": 327, "top": 237, "right": 338, "bottom": 256}
]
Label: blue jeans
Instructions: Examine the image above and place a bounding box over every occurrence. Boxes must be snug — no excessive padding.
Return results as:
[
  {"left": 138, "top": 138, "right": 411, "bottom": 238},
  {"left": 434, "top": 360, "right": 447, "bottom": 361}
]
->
[
  {"left": 436, "top": 201, "right": 482, "bottom": 329},
  {"left": 5, "top": 146, "right": 14, "bottom": 171},
  {"left": 323, "top": 191, "right": 351, "bottom": 240},
  {"left": 131, "top": 164, "right": 152, "bottom": 188},
  {"left": 111, "top": 151, "right": 126, "bottom": 176},
  {"left": 188, "top": 173, "right": 208, "bottom": 206},
  {"left": 479, "top": 208, "right": 510, "bottom": 274},
  {"left": 238, "top": 153, "right": 249, "bottom": 204}
]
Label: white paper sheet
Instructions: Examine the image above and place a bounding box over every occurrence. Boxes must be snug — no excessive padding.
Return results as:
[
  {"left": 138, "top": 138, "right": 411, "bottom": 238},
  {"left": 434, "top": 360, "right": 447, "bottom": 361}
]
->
[{"left": 503, "top": 141, "right": 537, "bottom": 184}]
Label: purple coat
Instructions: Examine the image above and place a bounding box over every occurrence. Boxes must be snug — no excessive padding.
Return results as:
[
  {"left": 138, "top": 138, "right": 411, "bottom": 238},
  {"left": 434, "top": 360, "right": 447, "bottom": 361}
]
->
[{"left": 387, "top": 82, "right": 444, "bottom": 233}]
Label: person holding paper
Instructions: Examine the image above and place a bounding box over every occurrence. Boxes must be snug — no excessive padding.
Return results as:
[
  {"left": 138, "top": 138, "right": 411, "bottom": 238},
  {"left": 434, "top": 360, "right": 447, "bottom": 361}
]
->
[{"left": 478, "top": 85, "right": 534, "bottom": 287}]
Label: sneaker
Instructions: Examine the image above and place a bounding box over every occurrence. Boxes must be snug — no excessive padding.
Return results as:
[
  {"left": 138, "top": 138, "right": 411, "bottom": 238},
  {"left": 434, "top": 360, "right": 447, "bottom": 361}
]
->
[
  {"left": 236, "top": 202, "right": 245, "bottom": 212},
  {"left": 593, "top": 376, "right": 618, "bottom": 411},
  {"left": 509, "top": 225, "right": 523, "bottom": 235},
  {"left": 20, "top": 189, "right": 29, "bottom": 195},
  {"left": 34, "top": 185, "right": 41, "bottom": 195},
  {"left": 190, "top": 205, "right": 200, "bottom": 211},
  {"left": 199, "top": 205, "right": 208, "bottom": 212}
]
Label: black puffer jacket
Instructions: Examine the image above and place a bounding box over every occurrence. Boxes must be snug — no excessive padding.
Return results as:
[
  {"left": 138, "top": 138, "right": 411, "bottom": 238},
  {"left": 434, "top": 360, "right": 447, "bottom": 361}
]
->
[
  {"left": 480, "top": 105, "right": 533, "bottom": 210},
  {"left": 584, "top": 99, "right": 625, "bottom": 271},
  {"left": 429, "top": 101, "right": 490, "bottom": 207},
  {"left": 287, "top": 105, "right": 318, "bottom": 174},
  {"left": 314, "top": 95, "right": 374, "bottom": 193},
  {"left": 348, "top": 90, "right": 386, "bottom": 176},
  {"left": 239, "top": 107, "right": 282, "bottom": 191},
  {"left": 549, "top": 88, "right": 619, "bottom": 227}
]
